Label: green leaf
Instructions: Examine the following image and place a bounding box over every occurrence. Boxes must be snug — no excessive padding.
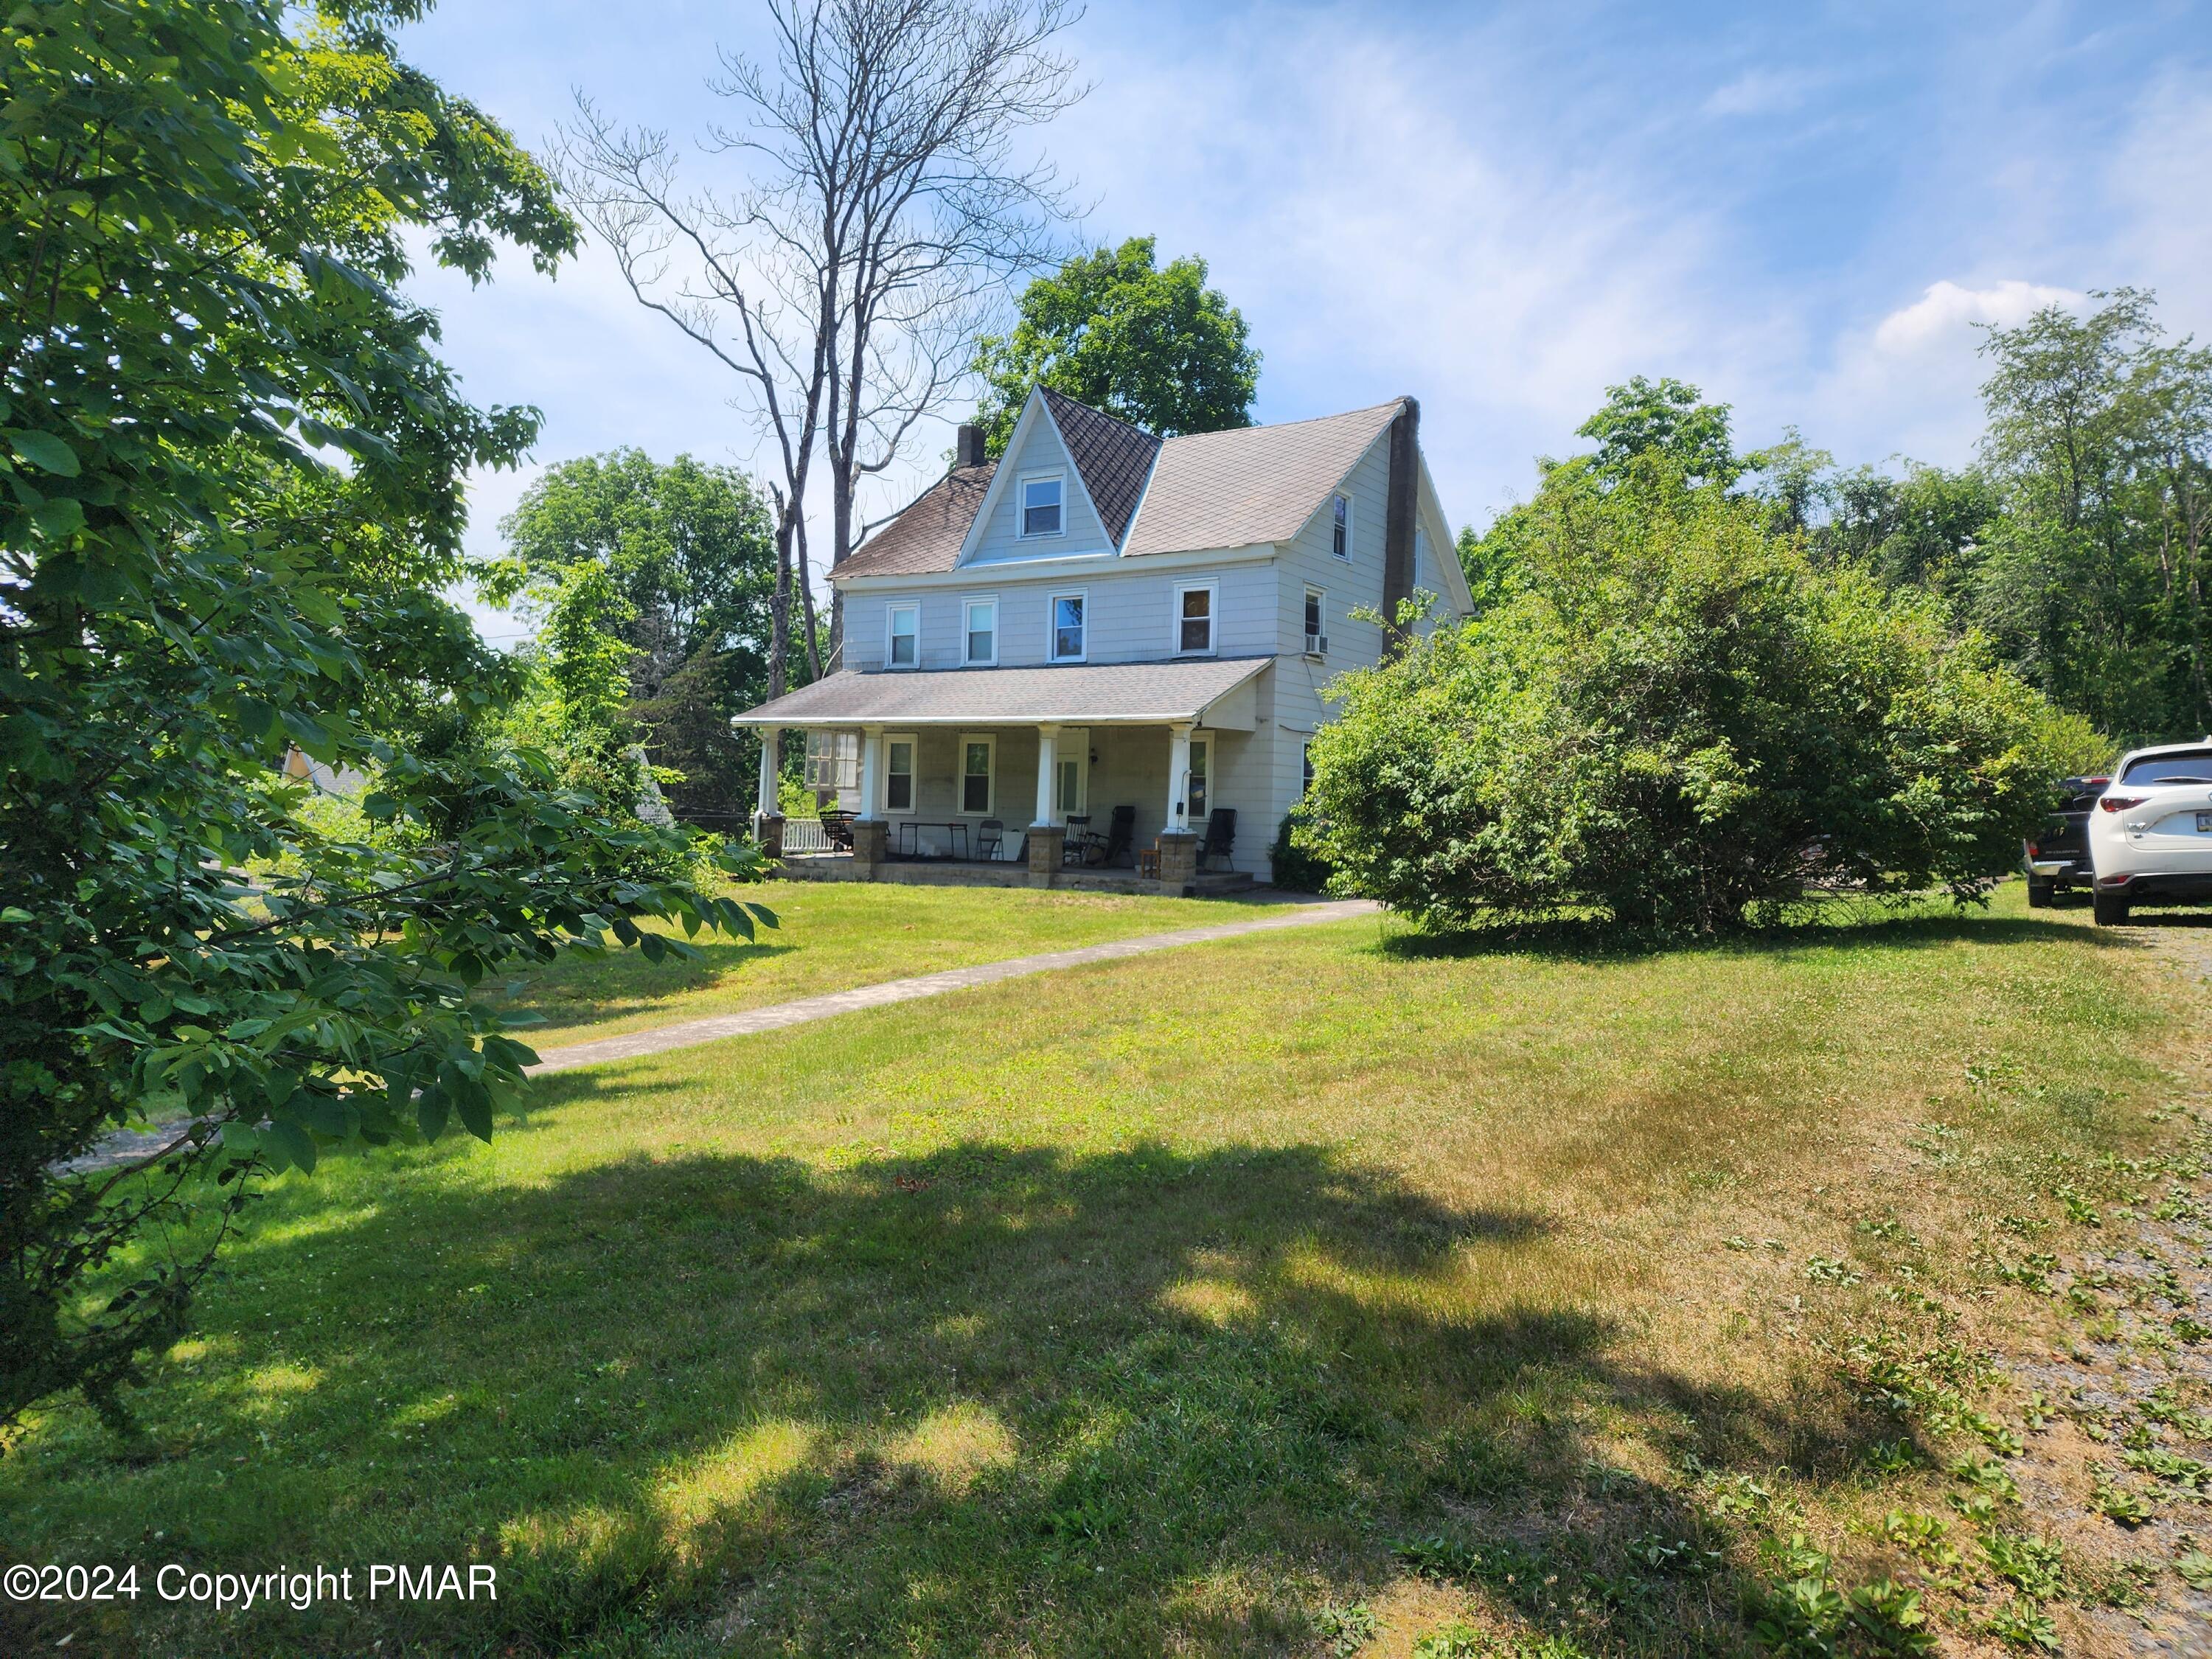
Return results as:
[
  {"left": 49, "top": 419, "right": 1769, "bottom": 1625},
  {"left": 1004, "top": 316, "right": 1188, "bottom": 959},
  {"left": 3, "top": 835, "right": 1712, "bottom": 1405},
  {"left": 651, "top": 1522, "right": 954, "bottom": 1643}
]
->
[
  {"left": 267, "top": 1120, "right": 316, "bottom": 1174},
  {"left": 7, "top": 428, "right": 80, "bottom": 476},
  {"left": 416, "top": 1088, "right": 449, "bottom": 1144}
]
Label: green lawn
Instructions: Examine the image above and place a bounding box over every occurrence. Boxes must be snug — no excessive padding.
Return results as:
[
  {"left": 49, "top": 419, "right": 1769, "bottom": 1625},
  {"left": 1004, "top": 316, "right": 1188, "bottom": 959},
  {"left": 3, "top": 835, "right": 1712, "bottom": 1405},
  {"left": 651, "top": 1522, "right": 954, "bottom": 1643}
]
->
[
  {"left": 5, "top": 890, "right": 2208, "bottom": 1657},
  {"left": 486, "top": 879, "right": 1307, "bottom": 1042}
]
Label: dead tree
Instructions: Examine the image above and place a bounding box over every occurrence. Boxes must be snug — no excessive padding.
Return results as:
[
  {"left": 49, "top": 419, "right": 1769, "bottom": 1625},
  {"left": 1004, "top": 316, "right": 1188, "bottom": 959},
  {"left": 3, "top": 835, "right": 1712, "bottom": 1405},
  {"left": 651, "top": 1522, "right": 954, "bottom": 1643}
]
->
[{"left": 558, "top": 0, "right": 1084, "bottom": 685}]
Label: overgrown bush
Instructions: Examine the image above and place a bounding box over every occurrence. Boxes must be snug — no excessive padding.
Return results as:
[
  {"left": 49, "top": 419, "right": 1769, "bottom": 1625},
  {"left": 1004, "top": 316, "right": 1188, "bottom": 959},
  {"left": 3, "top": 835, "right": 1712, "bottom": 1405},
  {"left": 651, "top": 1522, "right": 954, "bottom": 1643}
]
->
[{"left": 1300, "top": 464, "right": 2089, "bottom": 933}]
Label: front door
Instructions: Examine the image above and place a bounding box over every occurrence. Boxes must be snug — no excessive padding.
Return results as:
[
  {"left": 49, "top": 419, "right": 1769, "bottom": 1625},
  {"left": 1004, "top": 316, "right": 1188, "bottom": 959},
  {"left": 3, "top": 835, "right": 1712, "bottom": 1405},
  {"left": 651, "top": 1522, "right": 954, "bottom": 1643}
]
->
[{"left": 1186, "top": 737, "right": 1209, "bottom": 824}]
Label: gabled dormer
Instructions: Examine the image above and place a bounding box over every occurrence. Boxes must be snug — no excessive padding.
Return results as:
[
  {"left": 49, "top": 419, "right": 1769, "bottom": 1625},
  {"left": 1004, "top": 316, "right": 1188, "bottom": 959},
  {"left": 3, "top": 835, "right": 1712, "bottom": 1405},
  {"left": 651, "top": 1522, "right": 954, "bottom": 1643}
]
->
[{"left": 956, "top": 386, "right": 1161, "bottom": 566}]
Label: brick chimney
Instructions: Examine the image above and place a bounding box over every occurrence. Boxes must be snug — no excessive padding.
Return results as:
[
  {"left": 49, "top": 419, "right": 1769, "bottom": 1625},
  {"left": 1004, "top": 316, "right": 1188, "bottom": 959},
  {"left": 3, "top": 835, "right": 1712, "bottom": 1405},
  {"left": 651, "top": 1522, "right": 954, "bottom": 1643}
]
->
[
  {"left": 954, "top": 422, "right": 987, "bottom": 470},
  {"left": 1380, "top": 396, "right": 1419, "bottom": 653}
]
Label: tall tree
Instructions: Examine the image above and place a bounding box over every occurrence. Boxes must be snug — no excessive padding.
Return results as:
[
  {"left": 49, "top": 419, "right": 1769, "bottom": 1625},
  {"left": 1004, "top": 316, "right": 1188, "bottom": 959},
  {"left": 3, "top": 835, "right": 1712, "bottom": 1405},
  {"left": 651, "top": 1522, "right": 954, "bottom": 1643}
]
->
[
  {"left": 1969, "top": 289, "right": 2212, "bottom": 740},
  {"left": 483, "top": 451, "right": 779, "bottom": 821},
  {"left": 971, "top": 235, "right": 1260, "bottom": 453},
  {"left": 1577, "top": 375, "right": 1741, "bottom": 488},
  {"left": 0, "top": 0, "right": 768, "bottom": 1436},
  {"left": 484, "top": 450, "right": 776, "bottom": 703},
  {"left": 556, "top": 0, "right": 1085, "bottom": 676}
]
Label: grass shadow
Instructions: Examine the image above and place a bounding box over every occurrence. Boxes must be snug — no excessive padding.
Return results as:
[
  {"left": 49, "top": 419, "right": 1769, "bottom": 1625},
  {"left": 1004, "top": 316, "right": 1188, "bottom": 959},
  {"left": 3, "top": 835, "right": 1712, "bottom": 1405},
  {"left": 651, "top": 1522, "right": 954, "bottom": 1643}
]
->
[{"left": 9, "top": 1133, "right": 1916, "bottom": 1658}]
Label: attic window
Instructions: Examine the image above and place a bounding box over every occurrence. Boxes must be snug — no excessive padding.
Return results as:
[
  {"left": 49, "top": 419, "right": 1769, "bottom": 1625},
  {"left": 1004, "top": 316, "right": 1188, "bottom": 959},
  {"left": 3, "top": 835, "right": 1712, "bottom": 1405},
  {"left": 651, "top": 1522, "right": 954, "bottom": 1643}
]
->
[
  {"left": 1020, "top": 473, "right": 1063, "bottom": 538},
  {"left": 1331, "top": 493, "right": 1352, "bottom": 560}
]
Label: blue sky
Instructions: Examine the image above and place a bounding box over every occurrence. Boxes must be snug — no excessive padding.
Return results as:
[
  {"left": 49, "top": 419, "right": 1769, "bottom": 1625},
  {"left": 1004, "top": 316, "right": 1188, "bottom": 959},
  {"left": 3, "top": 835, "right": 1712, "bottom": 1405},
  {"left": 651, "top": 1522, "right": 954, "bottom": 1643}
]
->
[{"left": 395, "top": 1, "right": 2212, "bottom": 641}]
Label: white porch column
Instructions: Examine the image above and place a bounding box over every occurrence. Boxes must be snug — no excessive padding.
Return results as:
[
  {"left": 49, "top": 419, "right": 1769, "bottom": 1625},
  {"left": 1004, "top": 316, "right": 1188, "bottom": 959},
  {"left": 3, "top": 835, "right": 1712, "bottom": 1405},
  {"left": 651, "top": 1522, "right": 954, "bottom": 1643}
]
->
[
  {"left": 1166, "top": 722, "right": 1194, "bottom": 832},
  {"left": 856, "top": 725, "right": 885, "bottom": 821},
  {"left": 755, "top": 726, "right": 781, "bottom": 817},
  {"left": 1032, "top": 723, "right": 1060, "bottom": 828}
]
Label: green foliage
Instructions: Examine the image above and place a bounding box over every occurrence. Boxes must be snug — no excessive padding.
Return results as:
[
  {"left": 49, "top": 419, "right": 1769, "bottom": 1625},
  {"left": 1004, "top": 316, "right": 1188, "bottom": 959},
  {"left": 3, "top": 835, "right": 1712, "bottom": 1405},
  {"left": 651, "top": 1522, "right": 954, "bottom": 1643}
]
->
[
  {"left": 1579, "top": 375, "right": 1741, "bottom": 488},
  {"left": 1304, "top": 463, "right": 2076, "bottom": 933},
  {"left": 972, "top": 235, "right": 1259, "bottom": 454},
  {"left": 0, "top": 0, "right": 769, "bottom": 1436},
  {"left": 483, "top": 449, "right": 778, "bottom": 824},
  {"left": 1269, "top": 805, "right": 1337, "bottom": 894}
]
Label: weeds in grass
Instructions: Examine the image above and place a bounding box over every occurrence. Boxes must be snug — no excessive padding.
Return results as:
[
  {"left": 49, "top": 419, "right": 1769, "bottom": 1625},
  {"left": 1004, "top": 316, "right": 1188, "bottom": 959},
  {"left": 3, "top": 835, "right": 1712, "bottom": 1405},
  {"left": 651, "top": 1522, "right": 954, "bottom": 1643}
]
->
[
  {"left": 1980, "top": 1530, "right": 2066, "bottom": 1599},
  {"left": 1315, "top": 1601, "right": 1378, "bottom": 1656},
  {"left": 1982, "top": 1597, "right": 2061, "bottom": 1651}
]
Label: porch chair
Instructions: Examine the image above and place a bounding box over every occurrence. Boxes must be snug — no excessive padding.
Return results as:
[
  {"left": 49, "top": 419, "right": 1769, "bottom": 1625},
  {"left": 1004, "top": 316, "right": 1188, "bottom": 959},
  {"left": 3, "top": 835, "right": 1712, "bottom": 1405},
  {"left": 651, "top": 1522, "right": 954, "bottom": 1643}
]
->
[
  {"left": 975, "top": 818, "right": 1005, "bottom": 862},
  {"left": 1194, "top": 807, "right": 1237, "bottom": 874},
  {"left": 818, "top": 808, "right": 856, "bottom": 852},
  {"left": 1060, "top": 813, "right": 1091, "bottom": 865},
  {"left": 1093, "top": 804, "right": 1136, "bottom": 868}
]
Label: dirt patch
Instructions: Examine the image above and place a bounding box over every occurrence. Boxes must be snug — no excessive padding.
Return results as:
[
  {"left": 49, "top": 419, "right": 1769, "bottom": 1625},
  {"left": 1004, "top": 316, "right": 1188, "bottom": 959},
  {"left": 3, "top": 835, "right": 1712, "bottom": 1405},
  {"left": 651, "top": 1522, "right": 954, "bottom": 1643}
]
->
[{"left": 2001, "top": 918, "right": 2212, "bottom": 1655}]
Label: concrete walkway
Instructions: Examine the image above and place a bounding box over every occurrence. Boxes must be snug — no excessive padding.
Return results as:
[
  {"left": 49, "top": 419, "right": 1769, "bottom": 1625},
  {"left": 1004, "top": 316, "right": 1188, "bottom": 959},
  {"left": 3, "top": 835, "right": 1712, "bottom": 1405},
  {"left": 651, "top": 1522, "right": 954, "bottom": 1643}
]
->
[{"left": 529, "top": 897, "right": 1380, "bottom": 1074}]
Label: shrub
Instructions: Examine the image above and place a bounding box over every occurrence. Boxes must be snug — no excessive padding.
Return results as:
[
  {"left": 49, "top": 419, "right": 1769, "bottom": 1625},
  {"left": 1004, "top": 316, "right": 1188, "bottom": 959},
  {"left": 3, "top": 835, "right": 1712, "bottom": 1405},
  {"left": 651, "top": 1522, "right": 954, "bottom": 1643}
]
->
[
  {"left": 1269, "top": 804, "right": 1337, "bottom": 893},
  {"left": 1300, "top": 465, "right": 2082, "bottom": 933}
]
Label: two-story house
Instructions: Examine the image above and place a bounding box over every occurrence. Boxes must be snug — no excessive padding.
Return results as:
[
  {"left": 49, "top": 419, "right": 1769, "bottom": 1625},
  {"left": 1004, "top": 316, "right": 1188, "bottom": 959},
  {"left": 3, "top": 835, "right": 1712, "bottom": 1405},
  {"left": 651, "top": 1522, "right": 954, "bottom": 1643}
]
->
[{"left": 731, "top": 385, "right": 1472, "bottom": 891}]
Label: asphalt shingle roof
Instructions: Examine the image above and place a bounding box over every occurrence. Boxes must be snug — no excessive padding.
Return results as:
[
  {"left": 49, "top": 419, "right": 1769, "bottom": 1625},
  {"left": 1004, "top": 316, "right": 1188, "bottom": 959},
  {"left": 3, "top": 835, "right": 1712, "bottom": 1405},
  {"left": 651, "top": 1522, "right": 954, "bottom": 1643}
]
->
[
  {"left": 835, "top": 393, "right": 1407, "bottom": 578},
  {"left": 731, "top": 656, "right": 1273, "bottom": 726},
  {"left": 1037, "top": 386, "right": 1161, "bottom": 546}
]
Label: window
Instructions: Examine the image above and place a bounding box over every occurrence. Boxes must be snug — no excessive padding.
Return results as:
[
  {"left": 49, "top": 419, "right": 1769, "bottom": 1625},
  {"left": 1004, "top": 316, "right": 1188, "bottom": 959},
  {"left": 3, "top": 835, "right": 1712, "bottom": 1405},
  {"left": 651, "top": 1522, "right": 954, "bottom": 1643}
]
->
[
  {"left": 884, "top": 734, "right": 916, "bottom": 813},
  {"left": 804, "top": 730, "right": 860, "bottom": 793},
  {"left": 1186, "top": 737, "right": 1209, "bottom": 821},
  {"left": 1301, "top": 742, "right": 1315, "bottom": 796},
  {"left": 962, "top": 596, "right": 998, "bottom": 665},
  {"left": 886, "top": 603, "right": 918, "bottom": 668},
  {"left": 2120, "top": 749, "right": 2212, "bottom": 785},
  {"left": 1331, "top": 493, "right": 1352, "bottom": 560},
  {"left": 1175, "top": 582, "right": 1216, "bottom": 654},
  {"left": 1050, "top": 591, "right": 1086, "bottom": 661},
  {"left": 1020, "top": 473, "right": 1063, "bottom": 538},
  {"left": 959, "top": 734, "right": 995, "bottom": 815},
  {"left": 1304, "top": 586, "right": 1326, "bottom": 654}
]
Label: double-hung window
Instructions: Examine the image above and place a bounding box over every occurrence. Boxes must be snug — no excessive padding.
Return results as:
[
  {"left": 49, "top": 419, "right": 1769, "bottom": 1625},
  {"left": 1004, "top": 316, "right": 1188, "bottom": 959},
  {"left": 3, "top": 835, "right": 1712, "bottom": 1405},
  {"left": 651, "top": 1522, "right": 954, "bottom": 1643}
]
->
[
  {"left": 1331, "top": 493, "right": 1352, "bottom": 560},
  {"left": 1304, "top": 586, "right": 1326, "bottom": 655},
  {"left": 1174, "top": 582, "right": 1215, "bottom": 655},
  {"left": 1301, "top": 742, "right": 1316, "bottom": 796},
  {"left": 886, "top": 603, "right": 918, "bottom": 668},
  {"left": 1019, "top": 473, "right": 1063, "bottom": 538},
  {"left": 962, "top": 596, "right": 998, "bottom": 666},
  {"left": 884, "top": 734, "right": 917, "bottom": 813},
  {"left": 1050, "top": 591, "right": 1086, "bottom": 662},
  {"left": 959, "top": 734, "right": 995, "bottom": 815}
]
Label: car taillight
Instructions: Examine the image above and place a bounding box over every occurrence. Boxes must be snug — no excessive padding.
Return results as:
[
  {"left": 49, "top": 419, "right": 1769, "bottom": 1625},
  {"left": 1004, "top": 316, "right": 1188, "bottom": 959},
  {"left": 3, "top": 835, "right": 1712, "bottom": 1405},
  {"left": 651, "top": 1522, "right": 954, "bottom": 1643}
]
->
[
  {"left": 2098, "top": 795, "right": 2147, "bottom": 813},
  {"left": 2026, "top": 841, "right": 2040, "bottom": 857}
]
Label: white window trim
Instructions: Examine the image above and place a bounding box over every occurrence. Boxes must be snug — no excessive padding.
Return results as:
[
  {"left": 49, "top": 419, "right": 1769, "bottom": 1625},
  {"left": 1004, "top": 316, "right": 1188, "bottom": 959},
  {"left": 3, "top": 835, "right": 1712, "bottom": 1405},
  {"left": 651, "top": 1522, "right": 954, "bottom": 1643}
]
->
[
  {"left": 882, "top": 731, "right": 918, "bottom": 816},
  {"left": 1331, "top": 492, "right": 1353, "bottom": 561},
  {"left": 884, "top": 602, "right": 919, "bottom": 670},
  {"left": 956, "top": 731, "right": 997, "bottom": 817},
  {"left": 1304, "top": 585, "right": 1326, "bottom": 656},
  {"left": 1171, "top": 580, "right": 1218, "bottom": 657},
  {"left": 1047, "top": 588, "right": 1088, "bottom": 664},
  {"left": 961, "top": 594, "right": 999, "bottom": 667},
  {"left": 1016, "top": 470, "right": 1066, "bottom": 540},
  {"left": 1186, "top": 735, "right": 1211, "bottom": 819}
]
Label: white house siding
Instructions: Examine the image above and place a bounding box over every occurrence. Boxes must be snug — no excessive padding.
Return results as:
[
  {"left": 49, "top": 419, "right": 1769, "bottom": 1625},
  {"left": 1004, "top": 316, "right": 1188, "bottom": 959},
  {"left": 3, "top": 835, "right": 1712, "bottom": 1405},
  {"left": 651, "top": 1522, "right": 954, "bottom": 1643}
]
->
[
  {"left": 966, "top": 414, "right": 1116, "bottom": 564},
  {"left": 841, "top": 558, "right": 1278, "bottom": 673}
]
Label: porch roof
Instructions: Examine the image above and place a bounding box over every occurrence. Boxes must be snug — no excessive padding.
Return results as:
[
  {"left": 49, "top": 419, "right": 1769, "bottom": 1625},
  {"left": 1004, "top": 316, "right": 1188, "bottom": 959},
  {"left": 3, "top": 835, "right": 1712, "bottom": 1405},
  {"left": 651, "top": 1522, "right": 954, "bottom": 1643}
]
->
[{"left": 731, "top": 655, "right": 1273, "bottom": 728}]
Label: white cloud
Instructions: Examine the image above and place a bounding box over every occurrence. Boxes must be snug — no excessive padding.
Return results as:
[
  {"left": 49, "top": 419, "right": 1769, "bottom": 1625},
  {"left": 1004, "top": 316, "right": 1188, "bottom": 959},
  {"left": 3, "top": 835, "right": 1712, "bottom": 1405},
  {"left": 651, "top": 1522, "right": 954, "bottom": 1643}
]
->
[
  {"left": 1702, "top": 69, "right": 1819, "bottom": 119},
  {"left": 1869, "top": 279, "right": 2081, "bottom": 356}
]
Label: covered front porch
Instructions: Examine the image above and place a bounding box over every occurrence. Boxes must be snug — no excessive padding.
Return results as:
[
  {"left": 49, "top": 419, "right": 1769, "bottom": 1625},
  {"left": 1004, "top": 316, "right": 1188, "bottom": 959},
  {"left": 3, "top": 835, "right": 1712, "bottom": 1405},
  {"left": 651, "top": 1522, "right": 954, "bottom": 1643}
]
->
[{"left": 731, "top": 658, "right": 1274, "bottom": 898}]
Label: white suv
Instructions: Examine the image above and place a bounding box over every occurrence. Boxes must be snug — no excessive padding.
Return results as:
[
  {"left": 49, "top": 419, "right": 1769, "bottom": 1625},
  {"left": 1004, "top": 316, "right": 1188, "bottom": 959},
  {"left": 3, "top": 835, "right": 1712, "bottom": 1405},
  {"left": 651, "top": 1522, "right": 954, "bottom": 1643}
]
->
[{"left": 2088, "top": 739, "right": 2212, "bottom": 925}]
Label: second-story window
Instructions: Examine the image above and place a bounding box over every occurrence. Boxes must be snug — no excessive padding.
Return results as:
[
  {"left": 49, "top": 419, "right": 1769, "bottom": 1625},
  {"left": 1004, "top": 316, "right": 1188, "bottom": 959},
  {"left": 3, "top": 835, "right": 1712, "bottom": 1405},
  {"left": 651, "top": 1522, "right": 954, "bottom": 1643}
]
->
[
  {"left": 1175, "top": 582, "right": 1214, "bottom": 654},
  {"left": 1331, "top": 493, "right": 1352, "bottom": 560},
  {"left": 1020, "top": 473, "right": 1063, "bottom": 537},
  {"left": 962, "top": 596, "right": 997, "bottom": 665},
  {"left": 1304, "top": 586, "right": 1326, "bottom": 654},
  {"left": 1050, "top": 592, "right": 1085, "bottom": 661},
  {"left": 886, "top": 603, "right": 918, "bottom": 667}
]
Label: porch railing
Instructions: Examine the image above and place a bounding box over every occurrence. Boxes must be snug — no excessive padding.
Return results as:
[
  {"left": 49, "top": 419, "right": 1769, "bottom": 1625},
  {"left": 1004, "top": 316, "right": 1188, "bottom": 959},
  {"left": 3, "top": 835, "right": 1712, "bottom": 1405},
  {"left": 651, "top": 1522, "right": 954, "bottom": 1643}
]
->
[{"left": 781, "top": 818, "right": 835, "bottom": 855}]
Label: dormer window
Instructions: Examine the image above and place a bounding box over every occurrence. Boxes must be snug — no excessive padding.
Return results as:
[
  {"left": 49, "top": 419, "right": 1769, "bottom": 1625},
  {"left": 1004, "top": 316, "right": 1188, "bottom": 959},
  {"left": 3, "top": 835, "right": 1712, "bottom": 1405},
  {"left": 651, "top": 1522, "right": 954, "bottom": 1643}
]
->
[
  {"left": 1019, "top": 473, "right": 1063, "bottom": 538},
  {"left": 1331, "top": 493, "right": 1352, "bottom": 560}
]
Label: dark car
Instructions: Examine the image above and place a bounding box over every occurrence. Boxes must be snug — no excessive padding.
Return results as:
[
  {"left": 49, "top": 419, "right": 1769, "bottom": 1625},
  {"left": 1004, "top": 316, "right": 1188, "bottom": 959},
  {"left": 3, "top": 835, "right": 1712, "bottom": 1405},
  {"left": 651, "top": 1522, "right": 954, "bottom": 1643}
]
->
[{"left": 2023, "top": 774, "right": 2109, "bottom": 907}]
